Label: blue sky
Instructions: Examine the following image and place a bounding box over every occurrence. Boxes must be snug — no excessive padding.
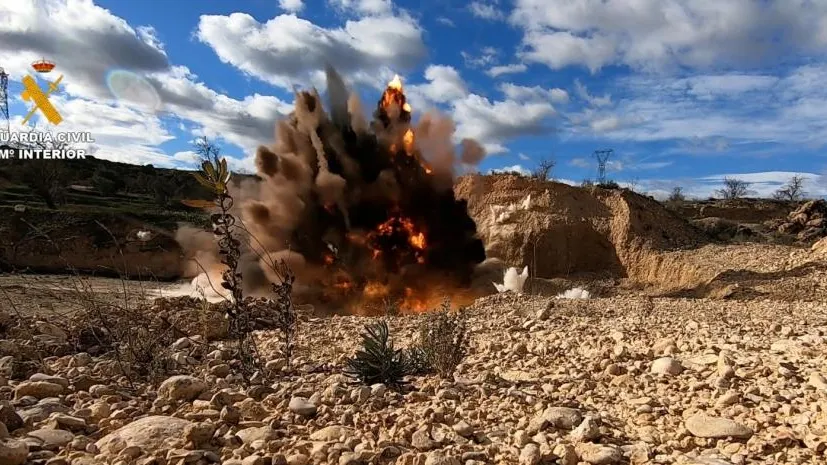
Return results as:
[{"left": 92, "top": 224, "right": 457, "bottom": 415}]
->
[{"left": 2, "top": 0, "right": 827, "bottom": 199}]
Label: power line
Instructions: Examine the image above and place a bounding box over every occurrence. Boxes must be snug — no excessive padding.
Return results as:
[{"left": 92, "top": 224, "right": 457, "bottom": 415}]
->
[
  {"left": 593, "top": 149, "right": 613, "bottom": 185},
  {"left": 0, "top": 66, "right": 8, "bottom": 133}
]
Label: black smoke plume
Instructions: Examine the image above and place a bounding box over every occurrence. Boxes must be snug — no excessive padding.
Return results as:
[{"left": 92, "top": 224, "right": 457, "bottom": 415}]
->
[{"left": 178, "top": 67, "right": 487, "bottom": 312}]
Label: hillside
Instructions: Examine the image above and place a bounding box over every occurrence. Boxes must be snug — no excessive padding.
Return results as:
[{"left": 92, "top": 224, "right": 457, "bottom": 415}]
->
[{"left": 0, "top": 157, "right": 216, "bottom": 277}]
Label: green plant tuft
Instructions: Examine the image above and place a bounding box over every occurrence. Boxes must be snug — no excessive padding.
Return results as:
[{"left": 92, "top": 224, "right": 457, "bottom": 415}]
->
[{"left": 345, "top": 320, "right": 410, "bottom": 387}]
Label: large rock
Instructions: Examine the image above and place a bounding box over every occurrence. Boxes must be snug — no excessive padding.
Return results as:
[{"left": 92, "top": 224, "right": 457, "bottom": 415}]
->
[
  {"left": 685, "top": 414, "right": 753, "bottom": 439},
  {"left": 18, "top": 399, "right": 70, "bottom": 424},
  {"left": 14, "top": 381, "right": 64, "bottom": 399},
  {"left": 158, "top": 376, "right": 207, "bottom": 402},
  {"left": 0, "top": 402, "right": 22, "bottom": 432},
  {"left": 0, "top": 438, "right": 28, "bottom": 465},
  {"left": 95, "top": 416, "right": 192, "bottom": 454},
  {"left": 771, "top": 199, "right": 827, "bottom": 241},
  {"left": 27, "top": 428, "right": 74, "bottom": 450}
]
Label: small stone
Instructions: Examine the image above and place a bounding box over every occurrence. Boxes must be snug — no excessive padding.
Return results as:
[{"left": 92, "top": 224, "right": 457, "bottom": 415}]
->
[
  {"left": 685, "top": 413, "right": 753, "bottom": 439},
  {"left": 519, "top": 443, "right": 540, "bottom": 465},
  {"left": 309, "top": 425, "right": 354, "bottom": 442},
  {"left": 412, "top": 426, "right": 439, "bottom": 451},
  {"left": 157, "top": 376, "right": 207, "bottom": 402},
  {"left": 716, "top": 391, "right": 740, "bottom": 407},
  {"left": 288, "top": 397, "right": 317, "bottom": 417},
  {"left": 808, "top": 372, "right": 827, "bottom": 391},
  {"left": 286, "top": 453, "right": 309, "bottom": 465},
  {"left": 209, "top": 364, "right": 231, "bottom": 377},
  {"left": 88, "top": 385, "right": 114, "bottom": 398},
  {"left": 265, "top": 359, "right": 286, "bottom": 373},
  {"left": 236, "top": 426, "right": 277, "bottom": 444},
  {"left": 452, "top": 421, "right": 473, "bottom": 437},
  {"left": 370, "top": 383, "right": 387, "bottom": 397},
  {"left": 28, "top": 374, "right": 68, "bottom": 388},
  {"left": 651, "top": 357, "right": 683, "bottom": 376},
  {"left": 242, "top": 455, "right": 265, "bottom": 465},
  {"left": 575, "top": 443, "right": 622, "bottom": 464},
  {"left": 220, "top": 405, "right": 240, "bottom": 425},
  {"left": 571, "top": 416, "right": 601, "bottom": 442},
  {"left": 424, "top": 450, "right": 460, "bottom": 465},
  {"left": 553, "top": 443, "right": 578, "bottom": 465},
  {"left": 49, "top": 413, "right": 86, "bottom": 431},
  {"left": 0, "top": 402, "right": 23, "bottom": 432},
  {"left": 530, "top": 406, "right": 582, "bottom": 432},
  {"left": 184, "top": 422, "right": 215, "bottom": 448}
]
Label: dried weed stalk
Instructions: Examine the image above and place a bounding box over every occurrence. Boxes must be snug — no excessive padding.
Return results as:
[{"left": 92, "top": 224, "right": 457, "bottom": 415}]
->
[
  {"left": 194, "top": 150, "right": 297, "bottom": 374},
  {"left": 416, "top": 299, "right": 470, "bottom": 378}
]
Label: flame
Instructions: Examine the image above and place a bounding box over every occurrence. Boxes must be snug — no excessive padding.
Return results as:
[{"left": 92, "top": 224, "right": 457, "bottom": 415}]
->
[
  {"left": 347, "top": 232, "right": 367, "bottom": 246},
  {"left": 409, "top": 231, "right": 425, "bottom": 249},
  {"left": 365, "top": 214, "right": 428, "bottom": 266},
  {"left": 403, "top": 128, "right": 414, "bottom": 155},
  {"left": 381, "top": 75, "right": 409, "bottom": 114},
  {"left": 324, "top": 254, "right": 335, "bottom": 265},
  {"left": 364, "top": 281, "right": 390, "bottom": 298}
]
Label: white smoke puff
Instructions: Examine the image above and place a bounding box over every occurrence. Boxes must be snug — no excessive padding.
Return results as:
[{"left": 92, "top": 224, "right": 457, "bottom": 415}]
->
[
  {"left": 136, "top": 230, "right": 152, "bottom": 241},
  {"left": 521, "top": 194, "right": 531, "bottom": 210},
  {"left": 191, "top": 273, "right": 232, "bottom": 302},
  {"left": 493, "top": 266, "right": 529, "bottom": 293},
  {"left": 556, "top": 287, "right": 591, "bottom": 299}
]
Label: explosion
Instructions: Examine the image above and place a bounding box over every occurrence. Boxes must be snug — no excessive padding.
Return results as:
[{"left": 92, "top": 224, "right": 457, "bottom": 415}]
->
[{"left": 179, "top": 67, "right": 487, "bottom": 314}]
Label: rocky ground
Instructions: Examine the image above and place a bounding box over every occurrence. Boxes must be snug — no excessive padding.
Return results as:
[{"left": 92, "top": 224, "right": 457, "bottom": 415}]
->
[{"left": 1, "top": 284, "right": 827, "bottom": 465}]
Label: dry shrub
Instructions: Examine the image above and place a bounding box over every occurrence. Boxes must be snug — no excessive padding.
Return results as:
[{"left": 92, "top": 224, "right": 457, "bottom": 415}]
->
[{"left": 416, "top": 300, "right": 470, "bottom": 378}]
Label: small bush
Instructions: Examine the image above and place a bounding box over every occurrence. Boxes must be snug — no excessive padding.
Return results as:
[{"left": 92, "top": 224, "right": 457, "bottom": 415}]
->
[
  {"left": 532, "top": 157, "right": 555, "bottom": 181},
  {"left": 716, "top": 177, "right": 751, "bottom": 199},
  {"left": 773, "top": 175, "right": 807, "bottom": 202},
  {"left": 668, "top": 186, "right": 686, "bottom": 203},
  {"left": 345, "top": 320, "right": 410, "bottom": 387},
  {"left": 416, "top": 301, "right": 469, "bottom": 378},
  {"left": 597, "top": 180, "right": 620, "bottom": 189}
]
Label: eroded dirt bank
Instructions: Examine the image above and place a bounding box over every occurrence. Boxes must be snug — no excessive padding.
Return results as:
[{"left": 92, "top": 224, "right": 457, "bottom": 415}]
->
[{"left": 455, "top": 174, "right": 825, "bottom": 300}]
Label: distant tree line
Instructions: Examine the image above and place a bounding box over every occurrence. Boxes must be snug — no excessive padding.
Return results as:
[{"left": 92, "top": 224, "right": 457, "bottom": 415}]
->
[{"left": 666, "top": 174, "right": 809, "bottom": 203}]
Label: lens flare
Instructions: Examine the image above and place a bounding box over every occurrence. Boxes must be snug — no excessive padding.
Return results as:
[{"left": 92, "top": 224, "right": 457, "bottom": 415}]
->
[{"left": 105, "top": 69, "right": 162, "bottom": 112}]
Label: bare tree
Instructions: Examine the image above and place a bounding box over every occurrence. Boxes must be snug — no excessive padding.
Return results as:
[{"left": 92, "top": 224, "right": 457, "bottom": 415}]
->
[
  {"left": 17, "top": 127, "right": 69, "bottom": 209},
  {"left": 668, "top": 186, "right": 686, "bottom": 203},
  {"left": 715, "top": 177, "right": 750, "bottom": 199},
  {"left": 194, "top": 136, "right": 222, "bottom": 166},
  {"left": 773, "top": 175, "right": 807, "bottom": 201},
  {"left": 532, "top": 157, "right": 555, "bottom": 181}
]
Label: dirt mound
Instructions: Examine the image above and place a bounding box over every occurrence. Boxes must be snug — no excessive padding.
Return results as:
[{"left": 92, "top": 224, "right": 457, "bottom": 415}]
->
[
  {"left": 455, "top": 174, "right": 706, "bottom": 288},
  {"left": 691, "top": 217, "right": 757, "bottom": 241},
  {"left": 769, "top": 199, "right": 827, "bottom": 242}
]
